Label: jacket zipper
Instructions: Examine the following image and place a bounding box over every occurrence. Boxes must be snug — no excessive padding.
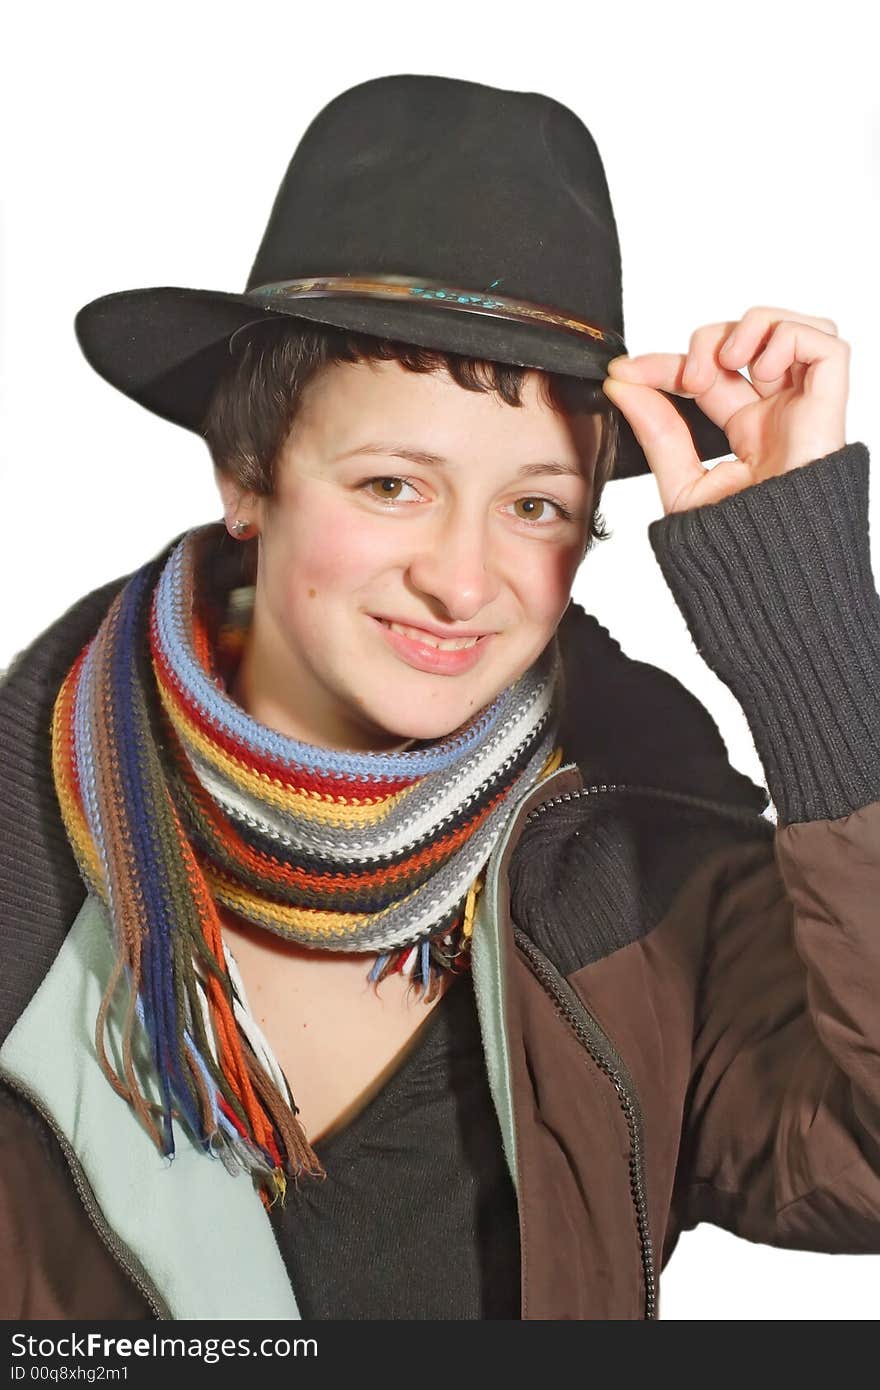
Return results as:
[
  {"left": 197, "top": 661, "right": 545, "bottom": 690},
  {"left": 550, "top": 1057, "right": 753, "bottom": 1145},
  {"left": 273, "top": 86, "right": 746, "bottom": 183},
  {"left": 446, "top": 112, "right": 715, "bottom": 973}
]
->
[
  {"left": 0, "top": 1064, "right": 171, "bottom": 1320},
  {"left": 513, "top": 926, "right": 658, "bottom": 1320},
  {"left": 513, "top": 778, "right": 771, "bottom": 1320},
  {"left": 524, "top": 780, "right": 774, "bottom": 831}
]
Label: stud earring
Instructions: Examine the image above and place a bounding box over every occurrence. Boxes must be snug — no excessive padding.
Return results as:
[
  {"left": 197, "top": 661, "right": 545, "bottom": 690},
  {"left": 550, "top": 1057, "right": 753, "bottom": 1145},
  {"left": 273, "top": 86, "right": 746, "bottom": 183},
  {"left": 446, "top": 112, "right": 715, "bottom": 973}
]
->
[{"left": 231, "top": 519, "right": 256, "bottom": 539}]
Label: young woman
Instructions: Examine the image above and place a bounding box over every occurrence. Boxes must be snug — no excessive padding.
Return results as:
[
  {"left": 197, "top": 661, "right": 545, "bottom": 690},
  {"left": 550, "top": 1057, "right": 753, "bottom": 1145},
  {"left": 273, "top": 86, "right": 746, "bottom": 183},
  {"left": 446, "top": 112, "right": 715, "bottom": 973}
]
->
[{"left": 1, "top": 74, "right": 877, "bottom": 1322}]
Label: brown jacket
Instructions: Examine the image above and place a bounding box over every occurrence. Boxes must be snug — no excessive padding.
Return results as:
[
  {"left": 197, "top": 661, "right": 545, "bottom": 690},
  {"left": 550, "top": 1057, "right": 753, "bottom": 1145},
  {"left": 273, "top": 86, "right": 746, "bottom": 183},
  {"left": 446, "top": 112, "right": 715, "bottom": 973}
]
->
[{"left": 2, "top": 441, "right": 879, "bottom": 1319}]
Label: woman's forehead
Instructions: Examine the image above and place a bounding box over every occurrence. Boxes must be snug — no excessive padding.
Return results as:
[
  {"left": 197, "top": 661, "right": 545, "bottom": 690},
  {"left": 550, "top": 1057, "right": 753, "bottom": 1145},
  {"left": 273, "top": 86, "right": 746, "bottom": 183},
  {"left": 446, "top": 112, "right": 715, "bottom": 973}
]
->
[{"left": 289, "top": 357, "right": 601, "bottom": 478}]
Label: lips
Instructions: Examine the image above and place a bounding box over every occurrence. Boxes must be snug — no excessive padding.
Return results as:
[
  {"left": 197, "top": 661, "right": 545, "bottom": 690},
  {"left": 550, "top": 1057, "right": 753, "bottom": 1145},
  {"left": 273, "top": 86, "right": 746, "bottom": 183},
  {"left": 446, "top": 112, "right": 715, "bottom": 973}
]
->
[
  {"left": 378, "top": 619, "right": 481, "bottom": 651},
  {"left": 369, "top": 615, "right": 494, "bottom": 676}
]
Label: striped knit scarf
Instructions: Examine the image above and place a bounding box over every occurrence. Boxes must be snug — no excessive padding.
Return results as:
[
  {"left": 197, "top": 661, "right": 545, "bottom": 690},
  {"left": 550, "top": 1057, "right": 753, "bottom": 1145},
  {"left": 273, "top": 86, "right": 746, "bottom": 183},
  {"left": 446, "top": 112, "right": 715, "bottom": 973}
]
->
[{"left": 50, "top": 522, "right": 563, "bottom": 1201}]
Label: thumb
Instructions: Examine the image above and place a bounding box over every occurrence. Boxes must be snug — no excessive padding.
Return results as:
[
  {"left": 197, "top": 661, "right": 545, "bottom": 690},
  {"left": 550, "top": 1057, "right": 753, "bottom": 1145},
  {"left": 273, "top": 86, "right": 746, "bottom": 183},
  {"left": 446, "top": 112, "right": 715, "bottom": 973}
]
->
[
  {"left": 602, "top": 377, "right": 705, "bottom": 514},
  {"left": 602, "top": 375, "right": 680, "bottom": 436}
]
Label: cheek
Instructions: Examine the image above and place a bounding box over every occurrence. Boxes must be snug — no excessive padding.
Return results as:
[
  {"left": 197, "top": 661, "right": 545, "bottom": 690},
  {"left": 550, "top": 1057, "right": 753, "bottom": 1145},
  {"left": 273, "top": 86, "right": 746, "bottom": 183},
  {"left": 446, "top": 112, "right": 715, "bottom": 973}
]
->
[
  {"left": 262, "top": 495, "right": 396, "bottom": 613},
  {"left": 517, "top": 541, "right": 583, "bottom": 623}
]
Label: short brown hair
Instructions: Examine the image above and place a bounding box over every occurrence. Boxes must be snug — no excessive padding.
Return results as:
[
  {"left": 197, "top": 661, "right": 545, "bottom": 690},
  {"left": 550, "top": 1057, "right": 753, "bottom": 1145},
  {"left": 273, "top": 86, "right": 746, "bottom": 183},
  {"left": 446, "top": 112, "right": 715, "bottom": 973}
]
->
[{"left": 201, "top": 318, "right": 618, "bottom": 555}]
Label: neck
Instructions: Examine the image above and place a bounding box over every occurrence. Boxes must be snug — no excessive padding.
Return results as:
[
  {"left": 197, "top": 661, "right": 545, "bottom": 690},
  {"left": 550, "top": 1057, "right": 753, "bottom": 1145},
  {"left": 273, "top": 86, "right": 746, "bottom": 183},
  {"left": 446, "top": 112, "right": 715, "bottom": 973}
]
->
[{"left": 229, "top": 635, "right": 416, "bottom": 754}]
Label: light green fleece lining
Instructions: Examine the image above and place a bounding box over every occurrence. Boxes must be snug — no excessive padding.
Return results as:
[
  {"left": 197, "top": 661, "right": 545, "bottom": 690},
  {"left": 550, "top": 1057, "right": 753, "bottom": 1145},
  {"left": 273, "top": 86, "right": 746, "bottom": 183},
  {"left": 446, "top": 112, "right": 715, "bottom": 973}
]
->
[
  {"left": 0, "top": 766, "right": 571, "bottom": 1318},
  {"left": 470, "top": 761, "right": 578, "bottom": 1190},
  {"left": 470, "top": 806, "right": 521, "bottom": 1188},
  {"left": 0, "top": 895, "right": 300, "bottom": 1321}
]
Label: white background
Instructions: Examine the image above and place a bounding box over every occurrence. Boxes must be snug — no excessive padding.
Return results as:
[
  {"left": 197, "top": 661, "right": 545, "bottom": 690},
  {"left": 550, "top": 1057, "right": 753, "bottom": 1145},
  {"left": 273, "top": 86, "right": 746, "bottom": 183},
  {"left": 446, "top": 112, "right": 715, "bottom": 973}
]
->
[{"left": 2, "top": 0, "right": 878, "bottom": 1319}]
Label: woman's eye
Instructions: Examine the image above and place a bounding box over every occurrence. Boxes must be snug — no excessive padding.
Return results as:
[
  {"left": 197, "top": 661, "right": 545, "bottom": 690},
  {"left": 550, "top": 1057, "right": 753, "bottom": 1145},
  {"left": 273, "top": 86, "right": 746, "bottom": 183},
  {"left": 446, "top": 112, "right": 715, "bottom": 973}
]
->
[
  {"left": 508, "top": 497, "right": 572, "bottom": 524},
  {"left": 362, "top": 476, "right": 421, "bottom": 503}
]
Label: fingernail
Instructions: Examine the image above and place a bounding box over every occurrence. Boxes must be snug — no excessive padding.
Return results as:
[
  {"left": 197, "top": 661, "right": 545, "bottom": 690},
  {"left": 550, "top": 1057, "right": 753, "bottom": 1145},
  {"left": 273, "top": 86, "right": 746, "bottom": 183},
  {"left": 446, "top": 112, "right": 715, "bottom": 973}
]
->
[{"left": 607, "top": 355, "right": 633, "bottom": 374}]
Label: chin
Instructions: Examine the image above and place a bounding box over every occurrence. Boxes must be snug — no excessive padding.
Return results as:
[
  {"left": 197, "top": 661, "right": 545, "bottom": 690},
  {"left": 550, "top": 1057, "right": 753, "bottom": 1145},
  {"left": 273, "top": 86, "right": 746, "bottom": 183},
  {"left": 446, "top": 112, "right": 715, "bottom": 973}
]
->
[
  {"left": 360, "top": 709, "right": 464, "bottom": 745},
  {"left": 405, "top": 713, "right": 481, "bottom": 742},
  {"left": 364, "top": 683, "right": 509, "bottom": 745}
]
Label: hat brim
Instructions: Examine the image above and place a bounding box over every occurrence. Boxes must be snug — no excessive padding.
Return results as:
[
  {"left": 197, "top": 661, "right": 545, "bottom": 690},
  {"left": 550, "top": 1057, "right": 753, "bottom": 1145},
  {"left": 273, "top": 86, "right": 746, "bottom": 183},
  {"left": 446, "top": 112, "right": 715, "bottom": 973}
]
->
[{"left": 74, "top": 287, "right": 732, "bottom": 482}]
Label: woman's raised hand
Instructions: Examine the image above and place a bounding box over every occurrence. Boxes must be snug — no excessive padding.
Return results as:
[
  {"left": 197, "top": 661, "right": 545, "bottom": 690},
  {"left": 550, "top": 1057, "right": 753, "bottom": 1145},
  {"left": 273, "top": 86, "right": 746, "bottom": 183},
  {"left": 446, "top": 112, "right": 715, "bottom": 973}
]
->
[{"left": 603, "top": 306, "right": 850, "bottom": 516}]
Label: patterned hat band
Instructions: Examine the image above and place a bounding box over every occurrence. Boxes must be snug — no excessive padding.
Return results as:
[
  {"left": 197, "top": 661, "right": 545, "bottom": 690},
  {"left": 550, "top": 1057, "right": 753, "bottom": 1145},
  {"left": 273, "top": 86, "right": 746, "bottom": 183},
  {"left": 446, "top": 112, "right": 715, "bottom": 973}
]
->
[{"left": 244, "top": 274, "right": 627, "bottom": 352}]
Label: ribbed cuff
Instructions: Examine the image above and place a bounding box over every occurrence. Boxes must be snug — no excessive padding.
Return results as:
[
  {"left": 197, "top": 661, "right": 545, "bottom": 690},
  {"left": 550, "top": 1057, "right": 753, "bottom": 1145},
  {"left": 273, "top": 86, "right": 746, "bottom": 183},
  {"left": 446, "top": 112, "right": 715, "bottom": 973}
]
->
[{"left": 647, "top": 442, "right": 880, "bottom": 825}]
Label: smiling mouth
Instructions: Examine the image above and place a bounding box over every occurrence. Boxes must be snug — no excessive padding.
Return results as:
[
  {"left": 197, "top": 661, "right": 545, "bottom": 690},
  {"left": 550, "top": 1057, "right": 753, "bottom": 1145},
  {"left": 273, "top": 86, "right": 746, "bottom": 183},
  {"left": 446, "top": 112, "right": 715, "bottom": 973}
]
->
[{"left": 374, "top": 618, "right": 486, "bottom": 652}]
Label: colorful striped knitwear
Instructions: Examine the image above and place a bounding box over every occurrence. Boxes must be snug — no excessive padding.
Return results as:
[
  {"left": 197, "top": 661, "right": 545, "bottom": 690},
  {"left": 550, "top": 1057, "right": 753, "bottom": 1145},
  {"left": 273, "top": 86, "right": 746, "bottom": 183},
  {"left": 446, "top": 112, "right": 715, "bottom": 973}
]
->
[{"left": 50, "top": 522, "right": 564, "bottom": 1200}]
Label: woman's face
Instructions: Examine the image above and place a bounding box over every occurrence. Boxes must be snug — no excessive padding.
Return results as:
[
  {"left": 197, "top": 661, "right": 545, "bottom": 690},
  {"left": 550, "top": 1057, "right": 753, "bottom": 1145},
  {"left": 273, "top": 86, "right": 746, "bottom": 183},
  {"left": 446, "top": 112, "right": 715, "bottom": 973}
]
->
[{"left": 221, "top": 357, "right": 599, "bottom": 751}]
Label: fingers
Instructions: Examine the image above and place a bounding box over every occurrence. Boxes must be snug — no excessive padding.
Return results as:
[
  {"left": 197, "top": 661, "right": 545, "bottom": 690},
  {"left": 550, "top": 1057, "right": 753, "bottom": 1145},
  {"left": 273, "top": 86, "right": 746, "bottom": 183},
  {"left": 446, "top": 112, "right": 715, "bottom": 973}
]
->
[
  {"left": 606, "top": 308, "right": 847, "bottom": 431},
  {"left": 601, "top": 377, "right": 708, "bottom": 515},
  {"left": 603, "top": 306, "right": 850, "bottom": 512},
  {"left": 737, "top": 320, "right": 850, "bottom": 403},
  {"left": 606, "top": 349, "right": 757, "bottom": 438},
  {"left": 708, "top": 306, "right": 839, "bottom": 363},
  {"left": 688, "top": 306, "right": 840, "bottom": 400}
]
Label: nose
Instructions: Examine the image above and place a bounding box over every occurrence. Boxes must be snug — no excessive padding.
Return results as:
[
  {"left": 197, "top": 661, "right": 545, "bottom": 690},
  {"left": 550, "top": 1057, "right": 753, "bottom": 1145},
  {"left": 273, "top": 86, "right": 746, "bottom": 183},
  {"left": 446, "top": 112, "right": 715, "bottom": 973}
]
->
[{"left": 405, "top": 505, "right": 503, "bottom": 623}]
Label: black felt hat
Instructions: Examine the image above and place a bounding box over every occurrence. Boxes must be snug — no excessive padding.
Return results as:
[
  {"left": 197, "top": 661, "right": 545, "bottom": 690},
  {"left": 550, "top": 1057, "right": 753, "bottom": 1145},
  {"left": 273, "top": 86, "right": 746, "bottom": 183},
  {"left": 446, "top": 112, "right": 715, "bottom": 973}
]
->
[{"left": 74, "top": 73, "right": 731, "bottom": 481}]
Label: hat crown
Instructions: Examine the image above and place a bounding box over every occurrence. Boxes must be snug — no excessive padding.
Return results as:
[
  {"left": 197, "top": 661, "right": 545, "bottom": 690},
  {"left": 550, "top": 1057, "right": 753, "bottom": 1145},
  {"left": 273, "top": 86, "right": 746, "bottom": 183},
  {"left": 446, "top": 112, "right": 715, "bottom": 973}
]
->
[{"left": 245, "top": 74, "right": 625, "bottom": 341}]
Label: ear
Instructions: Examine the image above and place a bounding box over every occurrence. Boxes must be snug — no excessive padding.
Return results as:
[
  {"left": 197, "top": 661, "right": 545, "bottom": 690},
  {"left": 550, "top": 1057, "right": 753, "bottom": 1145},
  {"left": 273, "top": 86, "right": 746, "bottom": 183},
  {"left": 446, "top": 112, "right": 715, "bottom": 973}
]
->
[
  {"left": 213, "top": 466, "right": 261, "bottom": 523},
  {"left": 213, "top": 469, "right": 262, "bottom": 542},
  {"left": 213, "top": 465, "right": 242, "bottom": 513}
]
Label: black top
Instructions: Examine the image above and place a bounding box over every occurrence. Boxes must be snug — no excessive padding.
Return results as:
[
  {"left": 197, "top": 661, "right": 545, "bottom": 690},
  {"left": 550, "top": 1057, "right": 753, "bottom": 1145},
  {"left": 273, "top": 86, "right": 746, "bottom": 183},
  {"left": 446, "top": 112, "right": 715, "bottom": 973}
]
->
[{"left": 265, "top": 968, "right": 522, "bottom": 1319}]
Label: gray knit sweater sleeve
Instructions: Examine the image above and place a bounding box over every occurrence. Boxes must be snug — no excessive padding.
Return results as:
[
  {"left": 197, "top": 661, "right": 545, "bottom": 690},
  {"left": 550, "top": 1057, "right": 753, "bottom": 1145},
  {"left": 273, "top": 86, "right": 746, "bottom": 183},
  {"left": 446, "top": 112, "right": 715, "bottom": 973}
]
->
[{"left": 646, "top": 442, "right": 880, "bottom": 826}]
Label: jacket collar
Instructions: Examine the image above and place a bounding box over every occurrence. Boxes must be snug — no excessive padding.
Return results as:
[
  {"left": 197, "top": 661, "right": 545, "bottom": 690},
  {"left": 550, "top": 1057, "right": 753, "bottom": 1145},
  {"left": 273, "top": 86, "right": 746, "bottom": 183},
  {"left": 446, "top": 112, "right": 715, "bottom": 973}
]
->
[{"left": 554, "top": 599, "right": 768, "bottom": 812}]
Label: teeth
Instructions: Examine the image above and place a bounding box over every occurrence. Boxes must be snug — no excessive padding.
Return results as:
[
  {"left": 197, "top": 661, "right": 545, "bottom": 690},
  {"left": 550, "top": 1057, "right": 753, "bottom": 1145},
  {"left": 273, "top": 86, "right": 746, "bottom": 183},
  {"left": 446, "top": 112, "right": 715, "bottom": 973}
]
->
[{"left": 387, "top": 621, "right": 480, "bottom": 652}]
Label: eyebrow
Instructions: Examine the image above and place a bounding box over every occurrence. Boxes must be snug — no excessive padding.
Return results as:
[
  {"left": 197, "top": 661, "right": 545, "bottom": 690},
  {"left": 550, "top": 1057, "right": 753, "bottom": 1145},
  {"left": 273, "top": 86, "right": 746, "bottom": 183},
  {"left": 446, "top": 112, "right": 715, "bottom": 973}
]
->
[{"left": 332, "top": 442, "right": 587, "bottom": 479}]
